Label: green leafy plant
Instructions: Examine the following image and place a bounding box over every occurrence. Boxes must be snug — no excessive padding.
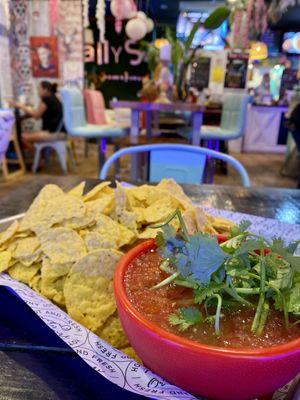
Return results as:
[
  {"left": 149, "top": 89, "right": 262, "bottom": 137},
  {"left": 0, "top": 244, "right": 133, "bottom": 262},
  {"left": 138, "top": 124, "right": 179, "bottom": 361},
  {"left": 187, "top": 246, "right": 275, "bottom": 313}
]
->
[
  {"left": 141, "top": 6, "right": 230, "bottom": 100},
  {"left": 153, "top": 209, "right": 300, "bottom": 337}
]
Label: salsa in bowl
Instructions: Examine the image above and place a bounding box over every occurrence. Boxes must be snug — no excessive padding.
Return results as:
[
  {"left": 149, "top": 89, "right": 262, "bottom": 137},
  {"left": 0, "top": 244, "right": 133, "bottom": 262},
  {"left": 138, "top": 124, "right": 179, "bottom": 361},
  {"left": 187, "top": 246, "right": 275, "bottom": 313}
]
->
[{"left": 114, "top": 211, "right": 300, "bottom": 400}]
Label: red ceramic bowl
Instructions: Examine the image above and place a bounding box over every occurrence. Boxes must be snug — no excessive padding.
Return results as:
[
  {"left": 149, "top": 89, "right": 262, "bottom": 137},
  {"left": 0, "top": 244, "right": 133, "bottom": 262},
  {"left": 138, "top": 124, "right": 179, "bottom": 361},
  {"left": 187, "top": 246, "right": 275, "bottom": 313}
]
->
[{"left": 114, "top": 239, "right": 300, "bottom": 400}]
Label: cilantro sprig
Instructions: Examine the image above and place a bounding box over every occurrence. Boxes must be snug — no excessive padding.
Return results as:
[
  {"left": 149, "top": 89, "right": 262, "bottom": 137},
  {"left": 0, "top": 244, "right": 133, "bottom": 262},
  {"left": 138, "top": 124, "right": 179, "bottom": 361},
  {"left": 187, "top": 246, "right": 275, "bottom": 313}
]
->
[{"left": 153, "top": 209, "right": 300, "bottom": 337}]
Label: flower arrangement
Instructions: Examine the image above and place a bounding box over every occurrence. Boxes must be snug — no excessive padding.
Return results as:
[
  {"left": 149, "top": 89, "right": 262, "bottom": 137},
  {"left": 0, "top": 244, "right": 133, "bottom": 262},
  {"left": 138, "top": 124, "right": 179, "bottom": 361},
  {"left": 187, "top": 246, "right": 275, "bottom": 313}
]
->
[{"left": 229, "top": 0, "right": 268, "bottom": 50}]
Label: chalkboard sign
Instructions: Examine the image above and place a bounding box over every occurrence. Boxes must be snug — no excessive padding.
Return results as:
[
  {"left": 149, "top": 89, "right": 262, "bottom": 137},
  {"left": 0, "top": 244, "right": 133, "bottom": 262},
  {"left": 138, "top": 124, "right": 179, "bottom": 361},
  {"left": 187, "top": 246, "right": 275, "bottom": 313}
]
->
[
  {"left": 225, "top": 53, "right": 249, "bottom": 89},
  {"left": 189, "top": 57, "right": 211, "bottom": 91}
]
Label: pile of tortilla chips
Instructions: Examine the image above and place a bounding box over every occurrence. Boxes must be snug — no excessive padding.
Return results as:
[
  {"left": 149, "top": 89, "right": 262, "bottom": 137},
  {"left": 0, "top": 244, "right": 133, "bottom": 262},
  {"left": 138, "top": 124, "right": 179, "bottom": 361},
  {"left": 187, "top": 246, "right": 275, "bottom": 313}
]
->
[{"left": 0, "top": 179, "right": 235, "bottom": 358}]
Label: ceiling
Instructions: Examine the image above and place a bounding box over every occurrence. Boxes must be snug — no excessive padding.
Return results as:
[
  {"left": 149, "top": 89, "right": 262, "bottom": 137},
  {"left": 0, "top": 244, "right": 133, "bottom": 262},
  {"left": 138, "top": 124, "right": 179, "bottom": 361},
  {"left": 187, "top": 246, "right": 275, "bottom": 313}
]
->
[{"left": 89, "top": 1, "right": 300, "bottom": 31}]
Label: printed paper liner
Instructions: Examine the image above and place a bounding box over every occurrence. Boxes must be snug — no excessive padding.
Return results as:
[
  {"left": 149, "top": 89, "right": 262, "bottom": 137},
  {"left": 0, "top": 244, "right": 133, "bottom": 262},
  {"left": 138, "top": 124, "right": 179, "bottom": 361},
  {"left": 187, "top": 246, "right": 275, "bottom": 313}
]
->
[{"left": 0, "top": 209, "right": 299, "bottom": 400}]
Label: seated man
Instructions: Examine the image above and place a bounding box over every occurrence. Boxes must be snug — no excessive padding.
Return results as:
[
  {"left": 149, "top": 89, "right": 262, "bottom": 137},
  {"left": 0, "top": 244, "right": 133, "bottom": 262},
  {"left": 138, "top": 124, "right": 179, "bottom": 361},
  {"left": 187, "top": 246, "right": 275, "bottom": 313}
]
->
[{"left": 14, "top": 81, "right": 65, "bottom": 149}]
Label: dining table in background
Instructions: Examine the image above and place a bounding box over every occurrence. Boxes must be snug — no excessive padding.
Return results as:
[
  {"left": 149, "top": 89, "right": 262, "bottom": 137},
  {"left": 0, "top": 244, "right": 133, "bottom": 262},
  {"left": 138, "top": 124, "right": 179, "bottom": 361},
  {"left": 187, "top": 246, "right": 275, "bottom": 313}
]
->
[
  {"left": 0, "top": 176, "right": 299, "bottom": 400},
  {"left": 110, "top": 100, "right": 205, "bottom": 146}
]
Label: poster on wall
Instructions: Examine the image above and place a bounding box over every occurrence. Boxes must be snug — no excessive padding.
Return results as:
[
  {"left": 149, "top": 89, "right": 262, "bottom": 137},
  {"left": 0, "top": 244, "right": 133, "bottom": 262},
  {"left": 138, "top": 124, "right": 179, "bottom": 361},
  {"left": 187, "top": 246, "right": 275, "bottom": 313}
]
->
[
  {"left": 63, "top": 61, "right": 83, "bottom": 88},
  {"left": 190, "top": 57, "right": 211, "bottom": 91},
  {"left": 30, "top": 36, "right": 59, "bottom": 78},
  {"left": 224, "top": 52, "right": 249, "bottom": 89}
]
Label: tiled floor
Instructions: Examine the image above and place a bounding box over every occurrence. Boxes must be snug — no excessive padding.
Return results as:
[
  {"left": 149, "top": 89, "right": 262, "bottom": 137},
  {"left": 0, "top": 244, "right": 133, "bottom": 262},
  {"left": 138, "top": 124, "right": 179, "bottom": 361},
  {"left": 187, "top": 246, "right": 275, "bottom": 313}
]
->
[{"left": 0, "top": 141, "right": 297, "bottom": 198}]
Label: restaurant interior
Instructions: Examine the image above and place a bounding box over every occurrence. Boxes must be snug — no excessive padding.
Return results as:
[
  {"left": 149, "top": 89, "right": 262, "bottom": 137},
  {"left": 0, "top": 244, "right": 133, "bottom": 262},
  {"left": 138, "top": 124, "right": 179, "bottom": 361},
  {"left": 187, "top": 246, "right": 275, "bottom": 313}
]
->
[
  {"left": 0, "top": 1, "right": 299, "bottom": 400},
  {"left": 0, "top": 0, "right": 299, "bottom": 194}
]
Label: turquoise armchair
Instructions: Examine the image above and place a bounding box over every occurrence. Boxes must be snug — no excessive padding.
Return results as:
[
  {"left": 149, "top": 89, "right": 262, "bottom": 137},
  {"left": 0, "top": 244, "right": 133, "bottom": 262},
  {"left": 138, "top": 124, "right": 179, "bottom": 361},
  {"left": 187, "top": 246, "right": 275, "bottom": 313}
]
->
[
  {"left": 60, "top": 87, "right": 127, "bottom": 166},
  {"left": 180, "top": 93, "right": 249, "bottom": 142}
]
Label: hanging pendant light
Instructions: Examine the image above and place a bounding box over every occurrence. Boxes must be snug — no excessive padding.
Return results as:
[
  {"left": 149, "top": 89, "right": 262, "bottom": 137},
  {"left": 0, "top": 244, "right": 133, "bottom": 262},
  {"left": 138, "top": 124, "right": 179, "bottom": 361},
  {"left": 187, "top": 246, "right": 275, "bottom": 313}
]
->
[{"left": 249, "top": 41, "right": 268, "bottom": 60}]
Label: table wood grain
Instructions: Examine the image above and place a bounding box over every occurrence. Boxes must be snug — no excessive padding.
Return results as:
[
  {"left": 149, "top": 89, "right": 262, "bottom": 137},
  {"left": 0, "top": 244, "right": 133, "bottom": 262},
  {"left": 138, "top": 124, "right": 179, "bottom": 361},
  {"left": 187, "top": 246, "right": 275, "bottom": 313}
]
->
[{"left": 0, "top": 176, "right": 299, "bottom": 400}]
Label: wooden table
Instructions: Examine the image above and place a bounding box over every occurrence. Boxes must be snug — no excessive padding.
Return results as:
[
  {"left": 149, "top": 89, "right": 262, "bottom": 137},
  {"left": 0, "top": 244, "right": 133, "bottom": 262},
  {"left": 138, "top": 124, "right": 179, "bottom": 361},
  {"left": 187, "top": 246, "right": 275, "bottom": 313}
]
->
[
  {"left": 0, "top": 176, "right": 300, "bottom": 400},
  {"left": 110, "top": 101, "right": 205, "bottom": 146}
]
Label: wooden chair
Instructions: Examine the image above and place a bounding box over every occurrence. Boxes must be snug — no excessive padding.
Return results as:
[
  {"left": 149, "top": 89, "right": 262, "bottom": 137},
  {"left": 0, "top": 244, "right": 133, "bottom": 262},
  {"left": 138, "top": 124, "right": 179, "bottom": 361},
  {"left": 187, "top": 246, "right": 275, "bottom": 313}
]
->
[{"left": 0, "top": 110, "right": 25, "bottom": 180}]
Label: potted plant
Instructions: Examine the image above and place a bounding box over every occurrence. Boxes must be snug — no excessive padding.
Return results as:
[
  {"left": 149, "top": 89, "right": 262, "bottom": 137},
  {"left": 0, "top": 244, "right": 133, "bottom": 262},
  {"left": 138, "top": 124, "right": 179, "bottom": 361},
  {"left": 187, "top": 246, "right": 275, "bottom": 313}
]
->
[{"left": 141, "top": 6, "right": 230, "bottom": 100}]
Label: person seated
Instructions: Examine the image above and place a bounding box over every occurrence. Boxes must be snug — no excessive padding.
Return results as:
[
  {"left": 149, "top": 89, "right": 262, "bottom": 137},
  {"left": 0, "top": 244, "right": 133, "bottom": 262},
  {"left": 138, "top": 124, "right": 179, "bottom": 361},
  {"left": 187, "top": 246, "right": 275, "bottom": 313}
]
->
[
  {"left": 13, "top": 81, "right": 65, "bottom": 149},
  {"left": 254, "top": 73, "right": 272, "bottom": 105}
]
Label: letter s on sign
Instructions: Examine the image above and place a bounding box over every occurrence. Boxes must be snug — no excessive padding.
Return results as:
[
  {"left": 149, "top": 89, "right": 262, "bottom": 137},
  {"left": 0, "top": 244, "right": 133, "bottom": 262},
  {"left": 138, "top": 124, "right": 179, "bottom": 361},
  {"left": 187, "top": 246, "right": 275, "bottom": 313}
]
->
[{"left": 125, "top": 40, "right": 145, "bottom": 66}]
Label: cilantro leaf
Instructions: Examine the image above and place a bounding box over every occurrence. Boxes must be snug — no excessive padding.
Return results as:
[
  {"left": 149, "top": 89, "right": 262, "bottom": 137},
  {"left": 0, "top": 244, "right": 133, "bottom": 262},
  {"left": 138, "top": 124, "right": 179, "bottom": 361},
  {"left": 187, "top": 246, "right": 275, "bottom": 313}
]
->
[
  {"left": 194, "top": 283, "right": 224, "bottom": 304},
  {"left": 175, "top": 233, "right": 228, "bottom": 284},
  {"left": 235, "top": 239, "right": 264, "bottom": 256},
  {"left": 287, "top": 241, "right": 300, "bottom": 255},
  {"left": 168, "top": 307, "right": 204, "bottom": 331},
  {"left": 239, "top": 220, "right": 252, "bottom": 233},
  {"left": 226, "top": 256, "right": 250, "bottom": 278},
  {"left": 288, "top": 274, "right": 300, "bottom": 316},
  {"left": 265, "top": 253, "right": 294, "bottom": 290},
  {"left": 271, "top": 238, "right": 300, "bottom": 272},
  {"left": 155, "top": 225, "right": 177, "bottom": 248},
  {"left": 230, "top": 219, "right": 251, "bottom": 237}
]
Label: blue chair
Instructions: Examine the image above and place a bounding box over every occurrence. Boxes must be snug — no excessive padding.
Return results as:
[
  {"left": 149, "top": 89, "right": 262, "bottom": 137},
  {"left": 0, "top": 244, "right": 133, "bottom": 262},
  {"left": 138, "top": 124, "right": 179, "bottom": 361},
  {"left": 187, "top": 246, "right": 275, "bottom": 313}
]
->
[
  {"left": 179, "top": 93, "right": 249, "bottom": 144},
  {"left": 60, "top": 87, "right": 127, "bottom": 166},
  {"left": 99, "top": 144, "right": 251, "bottom": 187}
]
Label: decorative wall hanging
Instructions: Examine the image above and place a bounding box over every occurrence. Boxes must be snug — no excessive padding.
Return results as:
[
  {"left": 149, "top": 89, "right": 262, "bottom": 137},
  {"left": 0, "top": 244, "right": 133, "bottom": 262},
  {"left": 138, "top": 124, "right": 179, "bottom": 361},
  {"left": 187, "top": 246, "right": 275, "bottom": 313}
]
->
[
  {"left": 96, "top": 0, "right": 106, "bottom": 42},
  {"left": 124, "top": 9, "right": 154, "bottom": 42},
  {"left": 29, "top": 0, "right": 50, "bottom": 36},
  {"left": 30, "top": 36, "right": 59, "bottom": 78},
  {"left": 9, "top": 0, "right": 36, "bottom": 131},
  {"left": 58, "top": 0, "right": 84, "bottom": 88},
  {"left": 63, "top": 60, "right": 84, "bottom": 88},
  {"left": 110, "top": 0, "right": 132, "bottom": 33},
  {"left": 9, "top": 0, "right": 33, "bottom": 98},
  {"left": 0, "top": 0, "right": 13, "bottom": 104},
  {"left": 82, "top": 0, "right": 89, "bottom": 28},
  {"left": 49, "top": 0, "right": 60, "bottom": 33},
  {"left": 229, "top": 0, "right": 268, "bottom": 50},
  {"left": 268, "top": 0, "right": 299, "bottom": 23},
  {"left": 2, "top": 0, "right": 10, "bottom": 30}
]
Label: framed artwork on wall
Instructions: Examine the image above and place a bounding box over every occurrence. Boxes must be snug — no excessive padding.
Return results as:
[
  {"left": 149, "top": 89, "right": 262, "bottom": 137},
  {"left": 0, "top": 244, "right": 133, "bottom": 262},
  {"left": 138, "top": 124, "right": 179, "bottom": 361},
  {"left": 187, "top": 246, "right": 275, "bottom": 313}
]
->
[{"left": 30, "top": 36, "right": 59, "bottom": 78}]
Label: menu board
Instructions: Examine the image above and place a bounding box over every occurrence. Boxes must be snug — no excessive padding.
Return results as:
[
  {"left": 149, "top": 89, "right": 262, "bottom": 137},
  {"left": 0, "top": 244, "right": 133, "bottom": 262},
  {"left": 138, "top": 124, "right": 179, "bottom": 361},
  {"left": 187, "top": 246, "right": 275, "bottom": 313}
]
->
[
  {"left": 189, "top": 57, "right": 211, "bottom": 91},
  {"left": 224, "top": 53, "right": 249, "bottom": 89}
]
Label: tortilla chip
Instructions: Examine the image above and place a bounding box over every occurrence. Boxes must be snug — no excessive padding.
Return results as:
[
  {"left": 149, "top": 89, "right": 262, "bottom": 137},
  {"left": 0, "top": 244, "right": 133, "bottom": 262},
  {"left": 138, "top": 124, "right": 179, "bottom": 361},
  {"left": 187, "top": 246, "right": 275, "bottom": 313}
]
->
[
  {"left": 121, "top": 347, "right": 141, "bottom": 362},
  {"left": 29, "top": 273, "right": 42, "bottom": 293},
  {"left": 0, "top": 250, "right": 12, "bottom": 272},
  {"left": 8, "top": 262, "right": 41, "bottom": 285},
  {"left": 40, "top": 228, "right": 87, "bottom": 263},
  {"left": 42, "top": 276, "right": 67, "bottom": 306},
  {"left": 70, "top": 249, "right": 122, "bottom": 281},
  {"left": 118, "top": 224, "right": 136, "bottom": 247},
  {"left": 143, "top": 197, "right": 175, "bottom": 224},
  {"left": 157, "top": 178, "right": 193, "bottom": 210},
  {"left": 13, "top": 237, "right": 40, "bottom": 261},
  {"left": 97, "top": 312, "right": 129, "bottom": 348},
  {"left": 211, "top": 216, "right": 236, "bottom": 234},
  {"left": 92, "top": 214, "right": 135, "bottom": 248},
  {"left": 84, "top": 231, "right": 117, "bottom": 250},
  {"left": 40, "top": 258, "right": 72, "bottom": 306},
  {"left": 20, "top": 187, "right": 86, "bottom": 234},
  {"left": 0, "top": 220, "right": 19, "bottom": 246},
  {"left": 64, "top": 249, "right": 122, "bottom": 331},
  {"left": 131, "top": 207, "right": 145, "bottom": 224},
  {"left": 114, "top": 184, "right": 138, "bottom": 233},
  {"left": 125, "top": 185, "right": 163, "bottom": 207},
  {"left": 68, "top": 181, "right": 86, "bottom": 198},
  {"left": 86, "top": 194, "right": 115, "bottom": 218},
  {"left": 138, "top": 227, "right": 161, "bottom": 239},
  {"left": 83, "top": 182, "right": 112, "bottom": 202}
]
